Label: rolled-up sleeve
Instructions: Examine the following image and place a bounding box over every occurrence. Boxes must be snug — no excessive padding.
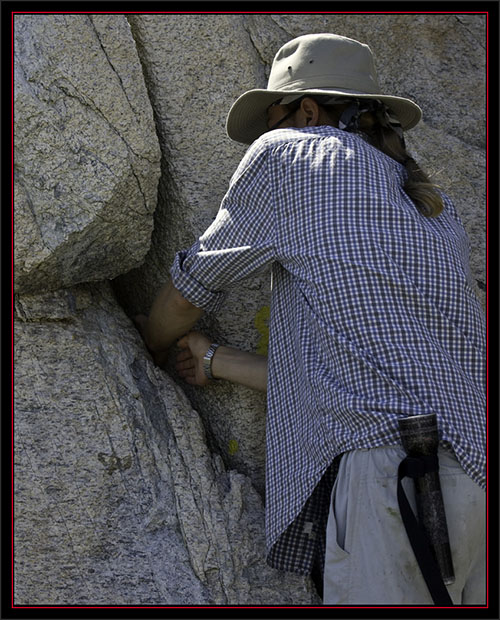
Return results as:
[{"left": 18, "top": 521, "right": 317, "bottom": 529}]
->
[{"left": 170, "top": 139, "right": 276, "bottom": 313}]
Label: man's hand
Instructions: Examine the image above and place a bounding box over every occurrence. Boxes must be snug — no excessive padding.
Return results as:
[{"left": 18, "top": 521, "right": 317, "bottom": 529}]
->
[{"left": 176, "top": 331, "right": 212, "bottom": 386}]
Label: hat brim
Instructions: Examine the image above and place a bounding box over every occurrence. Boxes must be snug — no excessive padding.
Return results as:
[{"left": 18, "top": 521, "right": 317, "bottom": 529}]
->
[{"left": 226, "top": 88, "right": 422, "bottom": 144}]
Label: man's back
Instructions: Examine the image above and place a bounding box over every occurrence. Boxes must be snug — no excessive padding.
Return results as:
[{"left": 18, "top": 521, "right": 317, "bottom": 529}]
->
[{"left": 235, "top": 125, "right": 487, "bottom": 548}]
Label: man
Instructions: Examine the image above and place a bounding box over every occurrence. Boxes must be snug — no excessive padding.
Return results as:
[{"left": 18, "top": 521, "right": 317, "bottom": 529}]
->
[{"left": 136, "top": 33, "right": 486, "bottom": 605}]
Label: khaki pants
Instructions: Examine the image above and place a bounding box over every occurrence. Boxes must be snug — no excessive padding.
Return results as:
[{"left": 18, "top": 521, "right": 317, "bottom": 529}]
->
[{"left": 323, "top": 446, "right": 486, "bottom": 605}]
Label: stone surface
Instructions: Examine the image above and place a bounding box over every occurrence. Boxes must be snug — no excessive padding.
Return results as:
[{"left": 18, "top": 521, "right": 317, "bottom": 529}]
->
[
  {"left": 14, "top": 14, "right": 161, "bottom": 294},
  {"left": 14, "top": 283, "right": 318, "bottom": 605},
  {"left": 114, "top": 14, "right": 487, "bottom": 493}
]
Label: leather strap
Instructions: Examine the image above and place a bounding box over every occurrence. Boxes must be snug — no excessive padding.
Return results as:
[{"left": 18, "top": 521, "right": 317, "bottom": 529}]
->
[{"left": 397, "top": 456, "right": 454, "bottom": 605}]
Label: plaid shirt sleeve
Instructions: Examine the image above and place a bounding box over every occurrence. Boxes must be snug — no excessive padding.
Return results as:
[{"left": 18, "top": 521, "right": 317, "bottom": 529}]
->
[{"left": 170, "top": 141, "right": 276, "bottom": 312}]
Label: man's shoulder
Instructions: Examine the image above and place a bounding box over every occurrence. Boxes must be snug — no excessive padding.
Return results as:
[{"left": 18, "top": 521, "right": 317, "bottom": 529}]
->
[
  {"left": 235, "top": 126, "right": 372, "bottom": 179},
  {"left": 252, "top": 125, "right": 343, "bottom": 150}
]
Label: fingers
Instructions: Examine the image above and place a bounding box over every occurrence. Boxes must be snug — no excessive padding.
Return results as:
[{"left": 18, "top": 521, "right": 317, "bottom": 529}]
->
[
  {"left": 177, "top": 366, "right": 195, "bottom": 379},
  {"left": 176, "top": 348, "right": 193, "bottom": 362},
  {"left": 175, "top": 345, "right": 195, "bottom": 376},
  {"left": 175, "top": 335, "right": 209, "bottom": 387},
  {"left": 176, "top": 358, "right": 195, "bottom": 372},
  {"left": 176, "top": 361, "right": 200, "bottom": 385}
]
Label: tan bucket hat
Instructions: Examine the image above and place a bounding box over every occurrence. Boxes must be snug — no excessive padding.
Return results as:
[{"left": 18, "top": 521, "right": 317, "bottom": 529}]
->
[{"left": 226, "top": 33, "right": 422, "bottom": 144}]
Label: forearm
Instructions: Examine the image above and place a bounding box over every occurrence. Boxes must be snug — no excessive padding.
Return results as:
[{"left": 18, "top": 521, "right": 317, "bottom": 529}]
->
[
  {"left": 145, "top": 280, "right": 204, "bottom": 352},
  {"left": 211, "top": 346, "right": 268, "bottom": 392}
]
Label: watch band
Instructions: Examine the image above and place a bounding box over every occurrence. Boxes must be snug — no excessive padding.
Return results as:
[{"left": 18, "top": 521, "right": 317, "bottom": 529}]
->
[{"left": 203, "top": 343, "right": 220, "bottom": 380}]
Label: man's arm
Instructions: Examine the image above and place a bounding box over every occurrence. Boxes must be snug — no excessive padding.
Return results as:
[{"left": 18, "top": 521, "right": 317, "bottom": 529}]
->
[
  {"left": 211, "top": 345, "right": 268, "bottom": 392},
  {"left": 135, "top": 280, "right": 204, "bottom": 362},
  {"left": 176, "top": 331, "right": 268, "bottom": 392}
]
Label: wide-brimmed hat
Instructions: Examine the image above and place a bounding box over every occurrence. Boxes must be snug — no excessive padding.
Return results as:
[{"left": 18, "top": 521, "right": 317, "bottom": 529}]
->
[{"left": 226, "top": 33, "right": 422, "bottom": 144}]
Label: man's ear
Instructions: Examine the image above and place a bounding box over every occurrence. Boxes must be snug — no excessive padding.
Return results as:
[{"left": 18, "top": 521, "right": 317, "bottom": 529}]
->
[{"left": 300, "top": 97, "right": 321, "bottom": 126}]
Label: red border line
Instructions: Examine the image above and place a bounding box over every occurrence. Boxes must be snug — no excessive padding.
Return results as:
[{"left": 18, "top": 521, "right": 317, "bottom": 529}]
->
[
  {"left": 9, "top": 605, "right": 490, "bottom": 609},
  {"left": 11, "top": 7, "right": 15, "bottom": 611},
  {"left": 10, "top": 10, "right": 490, "bottom": 15},
  {"left": 485, "top": 8, "right": 490, "bottom": 611}
]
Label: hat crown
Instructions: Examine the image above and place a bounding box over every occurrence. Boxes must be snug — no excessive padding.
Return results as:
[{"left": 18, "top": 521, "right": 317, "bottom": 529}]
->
[{"left": 268, "top": 33, "right": 380, "bottom": 95}]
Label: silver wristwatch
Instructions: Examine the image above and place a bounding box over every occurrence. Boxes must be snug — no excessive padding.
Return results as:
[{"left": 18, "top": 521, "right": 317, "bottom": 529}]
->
[{"left": 203, "top": 343, "right": 220, "bottom": 380}]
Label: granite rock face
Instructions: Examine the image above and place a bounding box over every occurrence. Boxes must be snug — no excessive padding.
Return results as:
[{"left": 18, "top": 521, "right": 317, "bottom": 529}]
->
[
  {"left": 14, "top": 14, "right": 161, "bottom": 294},
  {"left": 14, "top": 13, "right": 486, "bottom": 606},
  {"left": 14, "top": 283, "right": 317, "bottom": 605}
]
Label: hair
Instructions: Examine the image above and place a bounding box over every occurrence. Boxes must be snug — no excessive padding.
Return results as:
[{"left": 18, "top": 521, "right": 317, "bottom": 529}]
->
[
  {"left": 287, "top": 97, "right": 444, "bottom": 218},
  {"left": 356, "top": 108, "right": 444, "bottom": 218}
]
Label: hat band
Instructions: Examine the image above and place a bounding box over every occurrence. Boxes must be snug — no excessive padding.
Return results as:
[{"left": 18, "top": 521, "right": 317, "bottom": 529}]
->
[{"left": 269, "top": 73, "right": 380, "bottom": 94}]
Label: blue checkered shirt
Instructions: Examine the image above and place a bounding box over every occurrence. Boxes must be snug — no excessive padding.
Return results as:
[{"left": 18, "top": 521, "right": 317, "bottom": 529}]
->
[{"left": 170, "top": 125, "right": 486, "bottom": 573}]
